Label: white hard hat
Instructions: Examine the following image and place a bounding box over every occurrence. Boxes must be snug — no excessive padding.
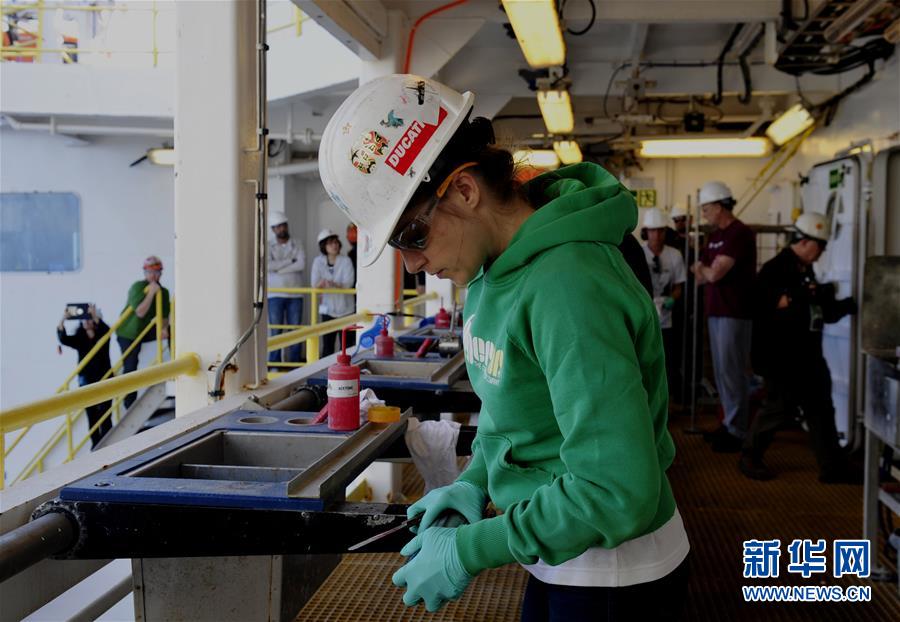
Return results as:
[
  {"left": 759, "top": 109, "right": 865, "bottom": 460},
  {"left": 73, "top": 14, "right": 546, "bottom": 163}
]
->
[
  {"left": 317, "top": 228, "right": 338, "bottom": 244},
  {"left": 268, "top": 210, "right": 288, "bottom": 228},
  {"left": 318, "top": 74, "right": 475, "bottom": 267},
  {"left": 642, "top": 207, "right": 670, "bottom": 229},
  {"left": 670, "top": 204, "right": 688, "bottom": 219},
  {"left": 698, "top": 181, "right": 733, "bottom": 206},
  {"left": 794, "top": 212, "right": 830, "bottom": 242}
]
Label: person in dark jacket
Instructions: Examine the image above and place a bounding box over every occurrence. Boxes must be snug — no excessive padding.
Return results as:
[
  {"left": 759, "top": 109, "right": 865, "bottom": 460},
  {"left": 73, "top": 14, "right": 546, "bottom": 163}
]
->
[
  {"left": 740, "top": 213, "right": 858, "bottom": 483},
  {"left": 57, "top": 304, "right": 113, "bottom": 448}
]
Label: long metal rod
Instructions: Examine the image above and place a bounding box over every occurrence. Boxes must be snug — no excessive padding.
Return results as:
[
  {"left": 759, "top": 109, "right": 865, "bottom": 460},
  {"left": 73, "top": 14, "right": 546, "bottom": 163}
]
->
[
  {"left": 211, "top": 0, "right": 268, "bottom": 399},
  {"left": 687, "top": 192, "right": 702, "bottom": 432},
  {"left": 0, "top": 512, "right": 76, "bottom": 584}
]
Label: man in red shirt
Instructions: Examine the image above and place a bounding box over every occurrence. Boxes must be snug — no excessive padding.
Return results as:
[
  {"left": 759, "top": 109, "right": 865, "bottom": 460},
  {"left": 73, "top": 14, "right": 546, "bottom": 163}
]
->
[{"left": 691, "top": 181, "right": 756, "bottom": 452}]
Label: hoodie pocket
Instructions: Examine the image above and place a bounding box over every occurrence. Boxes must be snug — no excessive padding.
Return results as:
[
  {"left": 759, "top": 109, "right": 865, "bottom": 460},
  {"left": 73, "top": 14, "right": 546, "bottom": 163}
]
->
[{"left": 478, "top": 433, "right": 554, "bottom": 509}]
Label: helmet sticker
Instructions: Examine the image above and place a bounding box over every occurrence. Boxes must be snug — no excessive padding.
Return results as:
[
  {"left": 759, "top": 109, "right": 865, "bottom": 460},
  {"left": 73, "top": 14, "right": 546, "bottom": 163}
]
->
[
  {"left": 341, "top": 122, "right": 352, "bottom": 135},
  {"left": 385, "top": 107, "right": 448, "bottom": 176},
  {"left": 380, "top": 110, "right": 404, "bottom": 128},
  {"left": 350, "top": 130, "right": 390, "bottom": 175}
]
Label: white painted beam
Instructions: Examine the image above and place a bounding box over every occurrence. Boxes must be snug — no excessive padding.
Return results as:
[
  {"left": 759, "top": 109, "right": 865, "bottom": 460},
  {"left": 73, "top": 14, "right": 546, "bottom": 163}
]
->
[{"left": 293, "top": 0, "right": 388, "bottom": 61}]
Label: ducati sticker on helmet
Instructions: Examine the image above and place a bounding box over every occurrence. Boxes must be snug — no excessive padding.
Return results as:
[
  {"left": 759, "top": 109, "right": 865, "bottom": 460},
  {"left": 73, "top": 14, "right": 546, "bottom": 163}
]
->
[
  {"left": 350, "top": 130, "right": 390, "bottom": 175},
  {"left": 385, "top": 107, "right": 448, "bottom": 176},
  {"left": 380, "top": 110, "right": 404, "bottom": 128}
]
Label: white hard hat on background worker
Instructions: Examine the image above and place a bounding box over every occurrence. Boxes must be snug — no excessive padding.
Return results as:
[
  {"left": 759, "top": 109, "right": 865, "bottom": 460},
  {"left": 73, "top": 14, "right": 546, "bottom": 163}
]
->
[
  {"left": 698, "top": 181, "right": 734, "bottom": 206},
  {"left": 670, "top": 204, "right": 688, "bottom": 220},
  {"left": 642, "top": 207, "right": 671, "bottom": 230},
  {"left": 318, "top": 74, "right": 475, "bottom": 267},
  {"left": 317, "top": 228, "right": 338, "bottom": 244},
  {"left": 268, "top": 210, "right": 288, "bottom": 228},
  {"left": 794, "top": 212, "right": 830, "bottom": 242}
]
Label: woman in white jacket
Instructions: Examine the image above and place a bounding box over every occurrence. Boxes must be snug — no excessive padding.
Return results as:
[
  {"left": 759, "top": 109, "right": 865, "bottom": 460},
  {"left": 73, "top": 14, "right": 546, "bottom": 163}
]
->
[{"left": 311, "top": 228, "right": 356, "bottom": 356}]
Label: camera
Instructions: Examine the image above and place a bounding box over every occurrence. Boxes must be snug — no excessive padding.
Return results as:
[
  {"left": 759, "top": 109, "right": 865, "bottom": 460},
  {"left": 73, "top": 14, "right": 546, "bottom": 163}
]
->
[{"left": 65, "top": 303, "right": 90, "bottom": 320}]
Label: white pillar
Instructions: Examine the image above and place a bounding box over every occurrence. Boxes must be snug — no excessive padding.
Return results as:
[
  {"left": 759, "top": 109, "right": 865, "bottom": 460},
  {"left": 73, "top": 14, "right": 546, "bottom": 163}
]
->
[
  {"left": 174, "top": 1, "right": 266, "bottom": 415},
  {"left": 354, "top": 11, "right": 408, "bottom": 503}
]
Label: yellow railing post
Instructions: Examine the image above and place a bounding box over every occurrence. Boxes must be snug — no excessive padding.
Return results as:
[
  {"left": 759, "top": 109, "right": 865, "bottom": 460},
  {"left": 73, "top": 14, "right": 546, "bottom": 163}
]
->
[
  {"left": 294, "top": 5, "right": 303, "bottom": 36},
  {"left": 151, "top": 0, "right": 158, "bottom": 67},
  {"left": 1, "top": 431, "right": 5, "bottom": 491},
  {"left": 155, "top": 290, "right": 163, "bottom": 363},
  {"left": 66, "top": 410, "right": 73, "bottom": 460},
  {"left": 170, "top": 297, "right": 176, "bottom": 357},
  {"left": 308, "top": 290, "right": 320, "bottom": 363}
]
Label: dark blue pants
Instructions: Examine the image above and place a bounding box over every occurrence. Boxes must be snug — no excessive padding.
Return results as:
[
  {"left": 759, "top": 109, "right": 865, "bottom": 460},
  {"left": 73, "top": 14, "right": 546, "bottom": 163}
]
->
[
  {"left": 268, "top": 297, "right": 304, "bottom": 363},
  {"left": 521, "top": 555, "right": 690, "bottom": 622},
  {"left": 117, "top": 334, "right": 156, "bottom": 409},
  {"left": 79, "top": 375, "right": 112, "bottom": 448}
]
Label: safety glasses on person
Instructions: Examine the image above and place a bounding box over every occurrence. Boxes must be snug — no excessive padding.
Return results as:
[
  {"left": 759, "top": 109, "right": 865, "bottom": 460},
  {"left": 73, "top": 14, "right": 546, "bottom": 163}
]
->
[{"left": 388, "top": 162, "right": 478, "bottom": 251}]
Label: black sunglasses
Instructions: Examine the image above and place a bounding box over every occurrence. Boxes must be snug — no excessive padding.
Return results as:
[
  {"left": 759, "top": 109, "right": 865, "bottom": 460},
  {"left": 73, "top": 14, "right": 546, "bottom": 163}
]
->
[{"left": 387, "top": 162, "right": 478, "bottom": 252}]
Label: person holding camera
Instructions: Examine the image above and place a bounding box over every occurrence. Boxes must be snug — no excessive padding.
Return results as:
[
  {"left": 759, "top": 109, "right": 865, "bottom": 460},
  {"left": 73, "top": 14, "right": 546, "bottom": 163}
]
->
[
  {"left": 57, "top": 304, "right": 112, "bottom": 448},
  {"left": 740, "top": 213, "right": 858, "bottom": 483}
]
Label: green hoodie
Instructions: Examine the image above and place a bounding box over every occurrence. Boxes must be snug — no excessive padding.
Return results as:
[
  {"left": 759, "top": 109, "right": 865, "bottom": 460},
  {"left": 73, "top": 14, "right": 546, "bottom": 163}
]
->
[{"left": 454, "top": 162, "right": 677, "bottom": 575}]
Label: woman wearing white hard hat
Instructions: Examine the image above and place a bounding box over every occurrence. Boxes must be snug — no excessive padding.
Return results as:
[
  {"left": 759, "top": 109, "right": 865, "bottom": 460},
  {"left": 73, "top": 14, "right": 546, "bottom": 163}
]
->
[
  {"left": 319, "top": 75, "right": 689, "bottom": 619},
  {"left": 311, "top": 228, "right": 355, "bottom": 356}
]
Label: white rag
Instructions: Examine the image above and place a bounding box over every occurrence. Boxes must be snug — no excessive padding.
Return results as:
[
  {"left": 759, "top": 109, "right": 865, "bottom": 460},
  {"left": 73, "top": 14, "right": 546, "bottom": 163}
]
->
[{"left": 405, "top": 418, "right": 461, "bottom": 493}]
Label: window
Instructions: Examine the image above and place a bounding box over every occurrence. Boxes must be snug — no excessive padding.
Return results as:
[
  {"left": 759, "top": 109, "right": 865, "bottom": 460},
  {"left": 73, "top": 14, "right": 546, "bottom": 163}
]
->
[{"left": 1, "top": 192, "right": 81, "bottom": 272}]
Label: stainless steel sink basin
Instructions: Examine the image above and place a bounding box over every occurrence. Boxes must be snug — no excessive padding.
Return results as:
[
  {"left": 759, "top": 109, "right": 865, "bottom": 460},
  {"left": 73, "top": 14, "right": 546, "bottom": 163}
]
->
[
  {"left": 127, "top": 431, "right": 346, "bottom": 482},
  {"left": 357, "top": 351, "right": 467, "bottom": 385}
]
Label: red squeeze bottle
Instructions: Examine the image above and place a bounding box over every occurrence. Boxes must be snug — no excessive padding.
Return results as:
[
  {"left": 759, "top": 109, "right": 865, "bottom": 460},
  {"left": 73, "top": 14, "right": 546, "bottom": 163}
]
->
[
  {"left": 434, "top": 307, "right": 451, "bottom": 329},
  {"left": 328, "top": 325, "right": 362, "bottom": 431},
  {"left": 374, "top": 315, "right": 394, "bottom": 358}
]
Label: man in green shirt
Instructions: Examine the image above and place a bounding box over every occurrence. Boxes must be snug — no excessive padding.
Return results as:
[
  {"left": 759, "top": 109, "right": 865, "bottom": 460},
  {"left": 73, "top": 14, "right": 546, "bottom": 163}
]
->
[{"left": 116, "top": 255, "right": 170, "bottom": 408}]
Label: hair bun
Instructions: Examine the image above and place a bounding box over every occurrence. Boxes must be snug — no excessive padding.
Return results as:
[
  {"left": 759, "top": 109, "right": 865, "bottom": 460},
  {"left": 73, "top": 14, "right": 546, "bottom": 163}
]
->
[{"left": 467, "top": 117, "right": 496, "bottom": 150}]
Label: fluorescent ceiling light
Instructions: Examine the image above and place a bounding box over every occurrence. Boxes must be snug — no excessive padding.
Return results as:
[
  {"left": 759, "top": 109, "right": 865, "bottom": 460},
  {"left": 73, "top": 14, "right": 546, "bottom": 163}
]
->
[
  {"left": 514, "top": 149, "right": 560, "bottom": 170},
  {"left": 501, "top": 0, "right": 566, "bottom": 68},
  {"left": 537, "top": 90, "right": 574, "bottom": 134},
  {"left": 639, "top": 138, "right": 772, "bottom": 158},
  {"left": 765, "top": 103, "right": 815, "bottom": 146},
  {"left": 147, "top": 148, "right": 176, "bottom": 166},
  {"left": 553, "top": 140, "right": 582, "bottom": 164}
]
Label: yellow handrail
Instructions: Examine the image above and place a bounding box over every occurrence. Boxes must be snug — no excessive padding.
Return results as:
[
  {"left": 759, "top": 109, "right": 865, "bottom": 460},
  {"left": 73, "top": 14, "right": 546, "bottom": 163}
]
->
[
  {"left": 0, "top": 354, "right": 201, "bottom": 434},
  {"left": 267, "top": 312, "right": 372, "bottom": 352}
]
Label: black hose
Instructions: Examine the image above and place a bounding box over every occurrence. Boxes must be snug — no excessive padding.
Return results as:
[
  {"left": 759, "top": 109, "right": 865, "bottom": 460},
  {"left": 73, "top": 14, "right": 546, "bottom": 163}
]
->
[
  {"left": 713, "top": 24, "right": 744, "bottom": 105},
  {"left": 737, "top": 27, "right": 763, "bottom": 104}
]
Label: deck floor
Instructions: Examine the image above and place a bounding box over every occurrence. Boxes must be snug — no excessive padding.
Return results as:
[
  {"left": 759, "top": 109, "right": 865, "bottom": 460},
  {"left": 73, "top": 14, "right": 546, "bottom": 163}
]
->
[{"left": 296, "top": 413, "right": 900, "bottom": 621}]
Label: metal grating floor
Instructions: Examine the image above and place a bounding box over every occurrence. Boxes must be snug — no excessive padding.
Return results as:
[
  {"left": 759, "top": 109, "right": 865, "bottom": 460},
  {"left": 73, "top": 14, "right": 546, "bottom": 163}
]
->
[{"left": 296, "top": 413, "right": 900, "bottom": 621}]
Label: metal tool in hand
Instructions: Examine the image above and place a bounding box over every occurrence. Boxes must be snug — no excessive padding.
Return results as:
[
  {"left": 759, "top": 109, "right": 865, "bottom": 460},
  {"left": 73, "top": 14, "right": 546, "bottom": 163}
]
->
[
  {"left": 347, "top": 515, "right": 422, "bottom": 551},
  {"left": 438, "top": 302, "right": 462, "bottom": 356}
]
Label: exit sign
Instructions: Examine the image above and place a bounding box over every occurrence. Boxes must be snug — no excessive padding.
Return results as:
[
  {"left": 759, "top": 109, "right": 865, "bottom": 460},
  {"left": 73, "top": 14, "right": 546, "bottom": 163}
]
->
[{"left": 636, "top": 189, "right": 657, "bottom": 207}]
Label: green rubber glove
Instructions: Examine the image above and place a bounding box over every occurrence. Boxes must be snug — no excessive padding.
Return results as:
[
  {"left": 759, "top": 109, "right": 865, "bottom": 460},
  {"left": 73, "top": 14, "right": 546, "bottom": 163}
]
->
[
  {"left": 407, "top": 480, "right": 486, "bottom": 533},
  {"left": 662, "top": 296, "right": 676, "bottom": 310},
  {"left": 392, "top": 527, "right": 473, "bottom": 612}
]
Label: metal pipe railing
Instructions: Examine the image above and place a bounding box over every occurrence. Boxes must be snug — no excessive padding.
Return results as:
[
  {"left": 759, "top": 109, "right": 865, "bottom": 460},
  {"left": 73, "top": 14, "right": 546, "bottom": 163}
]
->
[
  {"left": 0, "top": 512, "right": 75, "bottom": 584},
  {"left": 267, "top": 312, "right": 372, "bottom": 353},
  {"left": 0, "top": 354, "right": 201, "bottom": 434}
]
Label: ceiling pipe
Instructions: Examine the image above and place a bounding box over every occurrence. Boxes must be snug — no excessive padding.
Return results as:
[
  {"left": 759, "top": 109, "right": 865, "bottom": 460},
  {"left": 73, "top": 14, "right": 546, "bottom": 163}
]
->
[{"left": 268, "top": 159, "right": 319, "bottom": 177}]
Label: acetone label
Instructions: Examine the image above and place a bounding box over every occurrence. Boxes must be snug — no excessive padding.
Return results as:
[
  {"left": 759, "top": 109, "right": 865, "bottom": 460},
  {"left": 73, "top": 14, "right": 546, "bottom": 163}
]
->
[{"left": 327, "top": 378, "right": 359, "bottom": 398}]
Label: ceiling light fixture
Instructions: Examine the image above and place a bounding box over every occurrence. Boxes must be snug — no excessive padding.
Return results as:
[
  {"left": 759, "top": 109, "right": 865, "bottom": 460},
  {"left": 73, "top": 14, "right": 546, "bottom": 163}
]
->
[
  {"left": 147, "top": 148, "right": 176, "bottom": 166},
  {"left": 553, "top": 140, "right": 582, "bottom": 164},
  {"left": 765, "top": 103, "right": 815, "bottom": 146},
  {"left": 639, "top": 138, "right": 772, "bottom": 159},
  {"left": 514, "top": 149, "right": 560, "bottom": 170},
  {"left": 537, "top": 89, "right": 574, "bottom": 134},
  {"left": 501, "top": 0, "right": 566, "bottom": 68}
]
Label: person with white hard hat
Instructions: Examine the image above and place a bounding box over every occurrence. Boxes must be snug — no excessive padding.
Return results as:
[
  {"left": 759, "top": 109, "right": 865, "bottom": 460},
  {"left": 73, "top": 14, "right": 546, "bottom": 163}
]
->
[
  {"left": 670, "top": 204, "right": 689, "bottom": 236},
  {"left": 740, "top": 212, "right": 858, "bottom": 483},
  {"left": 691, "top": 181, "right": 756, "bottom": 453},
  {"left": 310, "top": 228, "right": 355, "bottom": 357},
  {"left": 319, "top": 74, "right": 689, "bottom": 619},
  {"left": 642, "top": 208, "right": 686, "bottom": 401},
  {"left": 267, "top": 210, "right": 306, "bottom": 364}
]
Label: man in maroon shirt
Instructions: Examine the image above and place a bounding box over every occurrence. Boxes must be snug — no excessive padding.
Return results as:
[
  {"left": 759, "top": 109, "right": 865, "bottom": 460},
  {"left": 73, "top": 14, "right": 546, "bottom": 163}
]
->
[{"left": 691, "top": 181, "right": 756, "bottom": 452}]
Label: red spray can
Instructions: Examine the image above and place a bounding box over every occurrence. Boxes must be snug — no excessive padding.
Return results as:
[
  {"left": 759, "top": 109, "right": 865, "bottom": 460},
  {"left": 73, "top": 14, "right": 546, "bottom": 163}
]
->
[
  {"left": 327, "top": 325, "right": 362, "bottom": 431},
  {"left": 374, "top": 315, "right": 394, "bottom": 358},
  {"left": 434, "top": 307, "right": 451, "bottom": 329}
]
